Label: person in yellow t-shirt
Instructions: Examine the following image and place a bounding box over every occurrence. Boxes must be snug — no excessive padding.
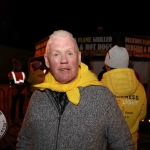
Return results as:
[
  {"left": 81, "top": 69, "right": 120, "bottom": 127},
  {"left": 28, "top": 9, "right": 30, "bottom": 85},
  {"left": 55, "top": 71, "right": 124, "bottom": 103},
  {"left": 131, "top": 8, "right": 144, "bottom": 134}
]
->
[{"left": 27, "top": 61, "right": 45, "bottom": 96}]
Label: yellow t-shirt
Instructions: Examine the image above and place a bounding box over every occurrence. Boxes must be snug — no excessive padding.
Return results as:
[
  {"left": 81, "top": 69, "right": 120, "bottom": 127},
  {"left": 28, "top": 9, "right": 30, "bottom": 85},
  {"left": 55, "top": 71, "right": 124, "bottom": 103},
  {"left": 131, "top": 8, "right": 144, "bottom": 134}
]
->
[{"left": 27, "top": 69, "right": 45, "bottom": 93}]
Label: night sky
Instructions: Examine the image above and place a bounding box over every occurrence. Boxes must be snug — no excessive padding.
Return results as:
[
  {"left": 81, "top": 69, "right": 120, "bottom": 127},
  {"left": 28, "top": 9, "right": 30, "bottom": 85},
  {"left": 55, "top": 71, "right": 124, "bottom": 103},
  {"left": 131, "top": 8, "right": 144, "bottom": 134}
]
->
[{"left": 0, "top": 0, "right": 150, "bottom": 51}]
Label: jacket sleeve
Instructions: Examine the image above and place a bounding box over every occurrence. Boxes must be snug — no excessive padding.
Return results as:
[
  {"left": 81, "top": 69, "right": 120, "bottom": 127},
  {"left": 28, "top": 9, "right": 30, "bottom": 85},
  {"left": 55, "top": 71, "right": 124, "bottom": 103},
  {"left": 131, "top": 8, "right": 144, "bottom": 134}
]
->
[
  {"left": 139, "top": 84, "right": 147, "bottom": 121},
  {"left": 16, "top": 96, "right": 33, "bottom": 150}
]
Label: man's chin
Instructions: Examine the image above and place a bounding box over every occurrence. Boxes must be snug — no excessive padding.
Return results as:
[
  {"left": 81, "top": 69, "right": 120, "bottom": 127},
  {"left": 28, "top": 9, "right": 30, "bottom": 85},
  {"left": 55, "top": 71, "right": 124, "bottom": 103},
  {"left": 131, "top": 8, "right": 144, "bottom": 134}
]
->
[{"left": 57, "top": 77, "right": 76, "bottom": 84}]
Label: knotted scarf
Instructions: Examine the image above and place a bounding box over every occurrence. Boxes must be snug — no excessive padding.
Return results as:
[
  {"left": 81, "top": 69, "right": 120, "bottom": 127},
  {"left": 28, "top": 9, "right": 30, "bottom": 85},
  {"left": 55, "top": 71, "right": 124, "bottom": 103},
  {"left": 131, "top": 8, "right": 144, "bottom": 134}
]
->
[{"left": 34, "top": 63, "right": 102, "bottom": 105}]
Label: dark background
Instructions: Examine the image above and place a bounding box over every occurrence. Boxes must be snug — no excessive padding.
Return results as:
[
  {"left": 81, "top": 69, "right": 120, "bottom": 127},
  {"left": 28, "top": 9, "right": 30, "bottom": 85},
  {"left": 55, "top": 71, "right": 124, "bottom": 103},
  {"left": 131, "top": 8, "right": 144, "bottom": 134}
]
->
[{"left": 0, "top": 0, "right": 150, "bottom": 51}]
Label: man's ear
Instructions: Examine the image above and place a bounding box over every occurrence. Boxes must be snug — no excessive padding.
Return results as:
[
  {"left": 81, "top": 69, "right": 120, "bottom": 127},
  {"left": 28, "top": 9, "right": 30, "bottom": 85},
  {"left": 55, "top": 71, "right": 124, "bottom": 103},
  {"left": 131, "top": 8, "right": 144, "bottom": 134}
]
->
[{"left": 44, "top": 54, "right": 50, "bottom": 68}]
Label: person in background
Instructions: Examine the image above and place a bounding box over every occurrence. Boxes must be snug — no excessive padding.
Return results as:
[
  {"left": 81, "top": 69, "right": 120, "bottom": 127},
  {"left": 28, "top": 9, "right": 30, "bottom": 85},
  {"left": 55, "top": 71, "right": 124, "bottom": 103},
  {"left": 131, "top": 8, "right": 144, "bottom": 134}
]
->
[
  {"left": 8, "top": 59, "right": 26, "bottom": 123},
  {"left": 98, "top": 65, "right": 107, "bottom": 81},
  {"left": 27, "top": 61, "right": 45, "bottom": 97},
  {"left": 128, "top": 60, "right": 142, "bottom": 83},
  {"left": 16, "top": 30, "right": 134, "bottom": 150},
  {"left": 100, "top": 45, "right": 147, "bottom": 150},
  {"left": 81, "top": 53, "right": 92, "bottom": 70},
  {"left": 40, "top": 63, "right": 50, "bottom": 74}
]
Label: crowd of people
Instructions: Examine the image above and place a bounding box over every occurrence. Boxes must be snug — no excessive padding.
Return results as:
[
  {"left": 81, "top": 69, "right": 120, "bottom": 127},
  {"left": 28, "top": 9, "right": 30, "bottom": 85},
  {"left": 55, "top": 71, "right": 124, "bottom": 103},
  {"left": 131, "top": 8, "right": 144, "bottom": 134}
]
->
[
  {"left": 8, "top": 59, "right": 46, "bottom": 124},
  {"left": 7, "top": 30, "right": 147, "bottom": 150}
]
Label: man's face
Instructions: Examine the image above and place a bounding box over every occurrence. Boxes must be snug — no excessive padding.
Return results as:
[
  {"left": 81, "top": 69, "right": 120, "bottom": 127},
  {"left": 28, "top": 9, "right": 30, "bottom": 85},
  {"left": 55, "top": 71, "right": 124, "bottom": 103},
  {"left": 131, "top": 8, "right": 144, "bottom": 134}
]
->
[{"left": 44, "top": 37, "right": 81, "bottom": 84}]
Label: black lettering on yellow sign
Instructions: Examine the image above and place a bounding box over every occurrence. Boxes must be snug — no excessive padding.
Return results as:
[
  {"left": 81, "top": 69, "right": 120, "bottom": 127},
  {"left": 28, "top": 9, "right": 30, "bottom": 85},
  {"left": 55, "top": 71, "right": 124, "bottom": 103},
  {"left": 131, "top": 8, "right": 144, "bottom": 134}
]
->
[
  {"left": 117, "top": 95, "right": 139, "bottom": 100},
  {"left": 125, "top": 111, "right": 133, "bottom": 114}
]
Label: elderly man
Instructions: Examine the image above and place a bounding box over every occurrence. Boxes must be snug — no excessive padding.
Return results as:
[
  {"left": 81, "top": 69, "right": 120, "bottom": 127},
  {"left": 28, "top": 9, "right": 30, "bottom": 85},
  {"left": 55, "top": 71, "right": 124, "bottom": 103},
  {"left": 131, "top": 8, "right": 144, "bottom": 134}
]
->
[{"left": 16, "top": 30, "right": 134, "bottom": 150}]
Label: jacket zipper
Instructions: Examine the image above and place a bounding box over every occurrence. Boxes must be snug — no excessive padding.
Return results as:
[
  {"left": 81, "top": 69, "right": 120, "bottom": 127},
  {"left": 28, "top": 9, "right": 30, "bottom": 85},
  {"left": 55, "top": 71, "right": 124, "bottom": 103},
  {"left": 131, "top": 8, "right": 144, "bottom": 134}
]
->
[{"left": 45, "top": 90, "right": 62, "bottom": 150}]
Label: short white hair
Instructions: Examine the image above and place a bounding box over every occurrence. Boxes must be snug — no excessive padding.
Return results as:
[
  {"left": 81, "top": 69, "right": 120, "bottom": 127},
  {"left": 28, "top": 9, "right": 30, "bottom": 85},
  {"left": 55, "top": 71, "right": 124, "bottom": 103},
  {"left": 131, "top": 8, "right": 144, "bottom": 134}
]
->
[{"left": 45, "top": 30, "right": 79, "bottom": 54}]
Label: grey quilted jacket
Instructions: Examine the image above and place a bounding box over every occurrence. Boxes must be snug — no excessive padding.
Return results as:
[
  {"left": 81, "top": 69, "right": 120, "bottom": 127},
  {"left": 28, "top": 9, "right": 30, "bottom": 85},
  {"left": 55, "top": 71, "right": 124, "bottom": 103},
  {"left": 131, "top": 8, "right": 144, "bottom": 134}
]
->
[{"left": 16, "top": 85, "right": 134, "bottom": 150}]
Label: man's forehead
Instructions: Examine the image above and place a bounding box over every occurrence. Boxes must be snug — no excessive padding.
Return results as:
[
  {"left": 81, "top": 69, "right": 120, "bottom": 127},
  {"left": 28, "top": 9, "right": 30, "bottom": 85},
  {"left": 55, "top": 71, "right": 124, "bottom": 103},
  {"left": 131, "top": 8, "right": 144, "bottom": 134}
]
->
[
  {"left": 50, "top": 37, "right": 74, "bottom": 44},
  {"left": 49, "top": 37, "right": 75, "bottom": 48}
]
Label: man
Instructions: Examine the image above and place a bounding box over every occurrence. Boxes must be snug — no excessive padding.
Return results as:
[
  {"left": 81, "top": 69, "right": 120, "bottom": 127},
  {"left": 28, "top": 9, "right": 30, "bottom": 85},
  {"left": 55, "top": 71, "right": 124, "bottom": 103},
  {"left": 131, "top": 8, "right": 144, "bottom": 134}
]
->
[
  {"left": 16, "top": 30, "right": 134, "bottom": 150},
  {"left": 8, "top": 59, "right": 26, "bottom": 123},
  {"left": 27, "top": 61, "right": 45, "bottom": 96},
  {"left": 100, "top": 45, "right": 147, "bottom": 150}
]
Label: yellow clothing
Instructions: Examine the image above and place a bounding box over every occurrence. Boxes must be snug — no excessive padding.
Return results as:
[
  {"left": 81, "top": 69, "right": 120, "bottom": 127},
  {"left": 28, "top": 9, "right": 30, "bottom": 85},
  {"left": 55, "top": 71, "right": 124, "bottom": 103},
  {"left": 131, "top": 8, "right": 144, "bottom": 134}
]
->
[
  {"left": 34, "top": 63, "right": 102, "bottom": 105},
  {"left": 100, "top": 68, "right": 147, "bottom": 150},
  {"left": 27, "top": 69, "right": 45, "bottom": 93}
]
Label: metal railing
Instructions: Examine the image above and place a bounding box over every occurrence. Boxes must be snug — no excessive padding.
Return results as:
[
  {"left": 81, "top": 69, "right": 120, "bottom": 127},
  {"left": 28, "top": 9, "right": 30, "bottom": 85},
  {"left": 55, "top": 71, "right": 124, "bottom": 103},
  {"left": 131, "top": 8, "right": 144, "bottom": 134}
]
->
[
  {"left": 0, "top": 84, "right": 29, "bottom": 149},
  {"left": 0, "top": 87, "right": 6, "bottom": 117}
]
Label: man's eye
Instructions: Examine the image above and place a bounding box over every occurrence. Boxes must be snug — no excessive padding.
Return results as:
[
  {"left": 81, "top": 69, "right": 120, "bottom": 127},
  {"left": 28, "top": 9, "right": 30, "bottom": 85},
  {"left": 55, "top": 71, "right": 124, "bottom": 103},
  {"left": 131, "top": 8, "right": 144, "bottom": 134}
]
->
[
  {"left": 53, "top": 53, "right": 58, "bottom": 56},
  {"left": 68, "top": 52, "right": 73, "bottom": 55}
]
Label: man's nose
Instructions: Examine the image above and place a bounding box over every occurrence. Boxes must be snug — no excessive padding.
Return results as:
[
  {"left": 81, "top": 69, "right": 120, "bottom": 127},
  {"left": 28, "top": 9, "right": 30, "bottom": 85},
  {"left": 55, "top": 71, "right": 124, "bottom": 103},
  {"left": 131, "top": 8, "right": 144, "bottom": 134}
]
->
[{"left": 60, "top": 54, "right": 68, "bottom": 63}]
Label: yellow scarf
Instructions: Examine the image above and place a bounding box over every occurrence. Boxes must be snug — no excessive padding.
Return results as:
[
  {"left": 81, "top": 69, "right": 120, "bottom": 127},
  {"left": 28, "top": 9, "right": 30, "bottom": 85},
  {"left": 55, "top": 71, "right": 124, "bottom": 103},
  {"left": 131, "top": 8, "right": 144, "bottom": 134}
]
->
[{"left": 34, "top": 63, "right": 102, "bottom": 105}]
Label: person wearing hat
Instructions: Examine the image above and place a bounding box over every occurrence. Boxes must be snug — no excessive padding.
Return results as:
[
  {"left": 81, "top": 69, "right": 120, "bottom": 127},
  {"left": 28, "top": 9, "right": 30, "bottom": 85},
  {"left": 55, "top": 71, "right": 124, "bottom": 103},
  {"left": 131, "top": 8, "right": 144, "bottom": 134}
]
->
[
  {"left": 100, "top": 45, "right": 147, "bottom": 150},
  {"left": 8, "top": 59, "right": 26, "bottom": 123},
  {"left": 27, "top": 61, "right": 45, "bottom": 97}
]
